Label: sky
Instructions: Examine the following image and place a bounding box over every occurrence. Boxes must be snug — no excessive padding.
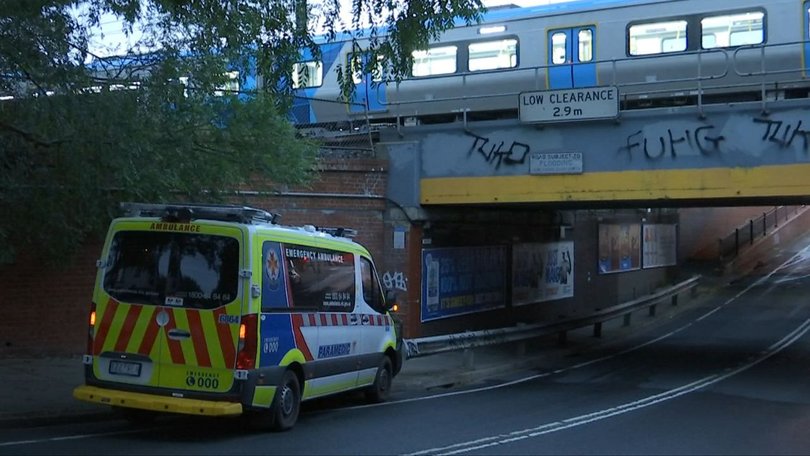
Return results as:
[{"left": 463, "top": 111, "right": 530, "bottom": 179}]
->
[{"left": 87, "top": 0, "right": 578, "bottom": 59}]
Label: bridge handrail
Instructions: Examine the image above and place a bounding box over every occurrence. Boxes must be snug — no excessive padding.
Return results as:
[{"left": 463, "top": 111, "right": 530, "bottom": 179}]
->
[
  {"left": 717, "top": 206, "right": 808, "bottom": 262},
  {"left": 732, "top": 40, "right": 808, "bottom": 78},
  {"left": 403, "top": 275, "right": 700, "bottom": 359},
  {"left": 375, "top": 48, "right": 731, "bottom": 109}
]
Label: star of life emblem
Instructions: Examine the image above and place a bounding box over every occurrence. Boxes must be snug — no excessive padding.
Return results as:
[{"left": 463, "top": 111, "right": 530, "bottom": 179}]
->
[{"left": 266, "top": 248, "right": 280, "bottom": 290}]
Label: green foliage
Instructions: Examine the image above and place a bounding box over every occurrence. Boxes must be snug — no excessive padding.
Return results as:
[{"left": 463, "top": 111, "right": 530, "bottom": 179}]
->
[{"left": 0, "top": 0, "right": 484, "bottom": 263}]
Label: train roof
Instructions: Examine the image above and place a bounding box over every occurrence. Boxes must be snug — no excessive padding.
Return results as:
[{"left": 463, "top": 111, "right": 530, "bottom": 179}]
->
[
  {"left": 311, "top": 0, "right": 680, "bottom": 45},
  {"left": 478, "top": 0, "right": 678, "bottom": 23}
]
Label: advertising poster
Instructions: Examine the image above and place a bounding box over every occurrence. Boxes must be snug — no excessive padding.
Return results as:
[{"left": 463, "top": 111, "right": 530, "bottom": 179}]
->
[
  {"left": 421, "top": 246, "right": 507, "bottom": 322},
  {"left": 512, "top": 241, "right": 574, "bottom": 306},
  {"left": 642, "top": 224, "right": 678, "bottom": 268},
  {"left": 598, "top": 223, "right": 641, "bottom": 274}
]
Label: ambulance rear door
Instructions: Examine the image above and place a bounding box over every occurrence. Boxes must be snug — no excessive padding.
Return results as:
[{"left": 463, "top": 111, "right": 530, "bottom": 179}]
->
[{"left": 100, "top": 221, "right": 245, "bottom": 395}]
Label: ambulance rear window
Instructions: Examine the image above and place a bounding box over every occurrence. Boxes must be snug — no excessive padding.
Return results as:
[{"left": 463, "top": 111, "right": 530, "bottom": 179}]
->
[{"left": 103, "top": 231, "right": 240, "bottom": 309}]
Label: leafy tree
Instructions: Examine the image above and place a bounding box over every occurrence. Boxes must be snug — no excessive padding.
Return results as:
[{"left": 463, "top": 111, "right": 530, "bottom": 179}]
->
[{"left": 0, "top": 0, "right": 484, "bottom": 263}]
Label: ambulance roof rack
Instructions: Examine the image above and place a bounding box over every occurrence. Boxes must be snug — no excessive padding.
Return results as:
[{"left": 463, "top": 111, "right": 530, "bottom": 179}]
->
[
  {"left": 120, "top": 202, "right": 280, "bottom": 225},
  {"left": 315, "top": 226, "right": 358, "bottom": 239}
]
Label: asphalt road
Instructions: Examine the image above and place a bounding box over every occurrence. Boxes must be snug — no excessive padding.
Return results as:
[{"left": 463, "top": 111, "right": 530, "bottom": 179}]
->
[{"left": 4, "top": 243, "right": 810, "bottom": 455}]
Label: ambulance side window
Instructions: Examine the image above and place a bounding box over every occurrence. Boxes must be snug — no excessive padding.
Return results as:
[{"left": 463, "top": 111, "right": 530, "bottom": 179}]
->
[
  {"left": 360, "top": 257, "right": 385, "bottom": 314},
  {"left": 284, "top": 244, "right": 355, "bottom": 312}
]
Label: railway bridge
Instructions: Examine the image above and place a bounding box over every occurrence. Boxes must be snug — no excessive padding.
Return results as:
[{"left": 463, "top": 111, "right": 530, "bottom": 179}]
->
[
  {"left": 384, "top": 98, "right": 810, "bottom": 209},
  {"left": 373, "top": 93, "right": 810, "bottom": 338}
]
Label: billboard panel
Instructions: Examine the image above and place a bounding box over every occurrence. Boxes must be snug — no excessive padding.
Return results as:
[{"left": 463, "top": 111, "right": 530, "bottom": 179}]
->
[
  {"left": 642, "top": 224, "right": 678, "bottom": 268},
  {"left": 512, "top": 241, "right": 574, "bottom": 306},
  {"left": 421, "top": 246, "right": 507, "bottom": 322},
  {"left": 598, "top": 224, "right": 641, "bottom": 274}
]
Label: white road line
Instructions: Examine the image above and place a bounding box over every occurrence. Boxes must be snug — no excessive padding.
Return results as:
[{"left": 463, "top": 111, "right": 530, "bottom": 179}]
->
[
  {"left": 408, "top": 318, "right": 810, "bottom": 456},
  {"left": 0, "top": 428, "right": 149, "bottom": 447}
]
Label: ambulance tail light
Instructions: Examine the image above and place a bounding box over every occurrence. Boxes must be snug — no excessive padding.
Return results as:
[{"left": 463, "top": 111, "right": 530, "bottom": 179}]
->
[
  {"left": 86, "top": 302, "right": 97, "bottom": 355},
  {"left": 236, "top": 314, "right": 258, "bottom": 369}
]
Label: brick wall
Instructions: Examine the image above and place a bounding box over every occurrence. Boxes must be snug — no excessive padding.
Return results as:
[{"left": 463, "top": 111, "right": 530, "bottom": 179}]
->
[
  {"left": 0, "top": 240, "right": 102, "bottom": 357},
  {"left": 0, "top": 158, "right": 390, "bottom": 358}
]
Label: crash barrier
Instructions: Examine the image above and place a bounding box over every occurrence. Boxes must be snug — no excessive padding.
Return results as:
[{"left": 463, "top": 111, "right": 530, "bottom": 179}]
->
[{"left": 403, "top": 276, "right": 701, "bottom": 361}]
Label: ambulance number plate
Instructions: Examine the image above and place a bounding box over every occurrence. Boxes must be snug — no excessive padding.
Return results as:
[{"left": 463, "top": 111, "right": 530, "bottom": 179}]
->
[{"left": 109, "top": 360, "right": 141, "bottom": 377}]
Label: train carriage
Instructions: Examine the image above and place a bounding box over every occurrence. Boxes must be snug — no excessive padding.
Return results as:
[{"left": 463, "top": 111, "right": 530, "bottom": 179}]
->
[{"left": 287, "top": 0, "right": 810, "bottom": 128}]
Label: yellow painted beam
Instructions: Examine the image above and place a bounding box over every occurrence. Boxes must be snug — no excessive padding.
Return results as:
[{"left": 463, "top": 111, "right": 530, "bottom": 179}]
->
[{"left": 420, "top": 164, "right": 810, "bottom": 205}]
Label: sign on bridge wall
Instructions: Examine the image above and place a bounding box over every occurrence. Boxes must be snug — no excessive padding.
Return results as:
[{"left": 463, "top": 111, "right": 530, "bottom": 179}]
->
[
  {"left": 421, "top": 246, "right": 507, "bottom": 322},
  {"left": 519, "top": 86, "right": 619, "bottom": 123},
  {"left": 512, "top": 242, "right": 574, "bottom": 305}
]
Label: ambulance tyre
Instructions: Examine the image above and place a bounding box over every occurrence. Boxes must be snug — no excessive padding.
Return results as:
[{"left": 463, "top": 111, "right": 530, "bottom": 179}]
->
[
  {"left": 270, "top": 370, "right": 301, "bottom": 431},
  {"left": 365, "top": 356, "right": 392, "bottom": 403}
]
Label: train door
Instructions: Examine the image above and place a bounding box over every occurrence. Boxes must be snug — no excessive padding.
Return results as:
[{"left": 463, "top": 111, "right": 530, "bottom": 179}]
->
[
  {"left": 547, "top": 26, "right": 597, "bottom": 89},
  {"left": 347, "top": 52, "right": 387, "bottom": 114},
  {"left": 805, "top": 1, "right": 810, "bottom": 77}
]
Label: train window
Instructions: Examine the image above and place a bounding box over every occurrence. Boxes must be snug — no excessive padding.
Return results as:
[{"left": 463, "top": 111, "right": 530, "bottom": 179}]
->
[
  {"left": 551, "top": 32, "right": 567, "bottom": 64},
  {"left": 702, "top": 34, "right": 718, "bottom": 48},
  {"left": 468, "top": 38, "right": 518, "bottom": 71},
  {"left": 662, "top": 37, "right": 686, "bottom": 52},
  {"left": 214, "top": 71, "right": 239, "bottom": 96},
  {"left": 578, "top": 30, "right": 593, "bottom": 62},
  {"left": 628, "top": 20, "right": 687, "bottom": 55},
  {"left": 292, "top": 61, "right": 323, "bottom": 88},
  {"left": 412, "top": 45, "right": 457, "bottom": 76},
  {"left": 349, "top": 54, "right": 385, "bottom": 84},
  {"left": 701, "top": 11, "right": 764, "bottom": 49}
]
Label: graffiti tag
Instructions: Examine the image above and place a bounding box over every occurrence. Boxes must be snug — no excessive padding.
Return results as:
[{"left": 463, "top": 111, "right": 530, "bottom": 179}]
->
[
  {"left": 466, "top": 131, "right": 531, "bottom": 169},
  {"left": 383, "top": 271, "right": 408, "bottom": 291},
  {"left": 620, "top": 125, "right": 725, "bottom": 160}
]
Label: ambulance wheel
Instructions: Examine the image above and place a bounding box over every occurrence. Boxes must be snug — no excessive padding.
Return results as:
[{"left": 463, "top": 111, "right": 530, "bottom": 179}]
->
[
  {"left": 270, "top": 370, "right": 301, "bottom": 431},
  {"left": 114, "top": 406, "right": 157, "bottom": 424},
  {"left": 365, "top": 356, "right": 392, "bottom": 403}
]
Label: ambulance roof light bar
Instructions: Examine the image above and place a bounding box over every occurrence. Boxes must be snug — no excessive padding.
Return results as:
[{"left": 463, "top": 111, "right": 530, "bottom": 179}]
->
[{"left": 120, "top": 202, "right": 280, "bottom": 225}]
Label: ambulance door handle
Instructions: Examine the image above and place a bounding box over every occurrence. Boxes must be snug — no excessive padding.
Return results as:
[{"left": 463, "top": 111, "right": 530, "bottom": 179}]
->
[{"left": 167, "top": 329, "right": 191, "bottom": 340}]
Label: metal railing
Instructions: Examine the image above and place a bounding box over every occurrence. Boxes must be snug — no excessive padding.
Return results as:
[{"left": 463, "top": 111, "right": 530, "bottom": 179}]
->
[
  {"left": 718, "top": 206, "right": 807, "bottom": 262},
  {"left": 403, "top": 275, "right": 700, "bottom": 360},
  {"left": 378, "top": 47, "right": 731, "bottom": 109}
]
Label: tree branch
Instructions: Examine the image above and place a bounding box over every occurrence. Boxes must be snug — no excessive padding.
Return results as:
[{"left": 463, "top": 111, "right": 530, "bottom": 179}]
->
[{"left": 0, "top": 119, "right": 62, "bottom": 148}]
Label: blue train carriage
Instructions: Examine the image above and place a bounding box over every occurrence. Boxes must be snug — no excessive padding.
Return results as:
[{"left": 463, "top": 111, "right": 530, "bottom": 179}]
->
[{"left": 286, "top": 0, "right": 809, "bottom": 128}]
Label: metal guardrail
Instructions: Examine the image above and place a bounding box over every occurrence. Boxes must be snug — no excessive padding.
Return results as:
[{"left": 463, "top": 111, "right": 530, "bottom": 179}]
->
[
  {"left": 718, "top": 206, "right": 807, "bottom": 262},
  {"left": 403, "top": 276, "right": 701, "bottom": 360}
]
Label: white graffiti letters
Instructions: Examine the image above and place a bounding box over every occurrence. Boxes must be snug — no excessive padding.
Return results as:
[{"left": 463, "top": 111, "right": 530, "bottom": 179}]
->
[{"left": 383, "top": 271, "right": 408, "bottom": 291}]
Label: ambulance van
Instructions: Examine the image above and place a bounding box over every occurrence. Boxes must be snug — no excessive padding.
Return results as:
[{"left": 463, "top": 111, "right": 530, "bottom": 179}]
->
[{"left": 73, "top": 202, "right": 402, "bottom": 431}]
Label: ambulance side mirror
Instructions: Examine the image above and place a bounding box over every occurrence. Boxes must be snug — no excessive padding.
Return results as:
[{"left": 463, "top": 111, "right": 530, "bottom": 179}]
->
[{"left": 384, "top": 289, "right": 398, "bottom": 312}]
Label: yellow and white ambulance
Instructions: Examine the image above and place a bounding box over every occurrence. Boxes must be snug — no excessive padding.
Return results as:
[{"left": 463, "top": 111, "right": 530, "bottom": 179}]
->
[{"left": 73, "top": 202, "right": 402, "bottom": 430}]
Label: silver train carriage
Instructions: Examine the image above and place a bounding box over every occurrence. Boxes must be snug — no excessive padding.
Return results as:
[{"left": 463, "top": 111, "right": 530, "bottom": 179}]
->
[{"left": 286, "top": 0, "right": 810, "bottom": 128}]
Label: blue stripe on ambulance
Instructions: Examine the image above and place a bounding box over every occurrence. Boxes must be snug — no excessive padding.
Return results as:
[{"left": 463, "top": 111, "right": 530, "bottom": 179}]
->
[
  {"left": 259, "top": 241, "right": 297, "bottom": 367},
  {"left": 259, "top": 314, "right": 299, "bottom": 367}
]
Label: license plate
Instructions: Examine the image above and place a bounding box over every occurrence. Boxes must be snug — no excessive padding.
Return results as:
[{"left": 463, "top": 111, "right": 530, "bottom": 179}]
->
[{"left": 109, "top": 360, "right": 141, "bottom": 377}]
